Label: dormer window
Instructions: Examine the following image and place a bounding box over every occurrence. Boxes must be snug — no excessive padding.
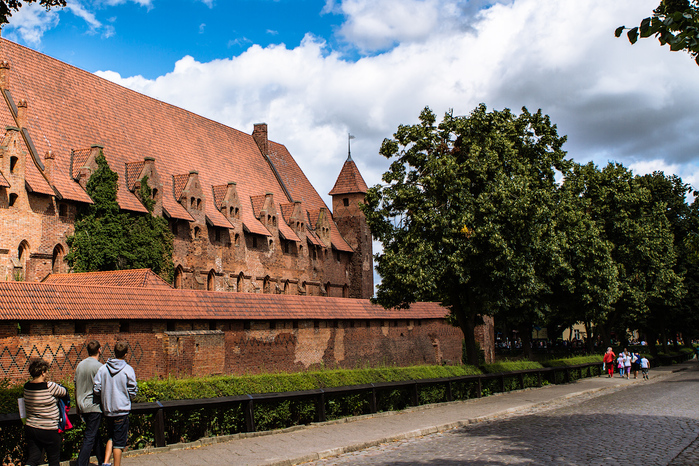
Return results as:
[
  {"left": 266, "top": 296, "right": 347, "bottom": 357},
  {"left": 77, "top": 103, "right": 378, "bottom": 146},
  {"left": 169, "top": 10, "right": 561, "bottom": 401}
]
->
[
  {"left": 9, "top": 156, "right": 18, "bottom": 173},
  {"left": 343, "top": 198, "right": 349, "bottom": 207}
]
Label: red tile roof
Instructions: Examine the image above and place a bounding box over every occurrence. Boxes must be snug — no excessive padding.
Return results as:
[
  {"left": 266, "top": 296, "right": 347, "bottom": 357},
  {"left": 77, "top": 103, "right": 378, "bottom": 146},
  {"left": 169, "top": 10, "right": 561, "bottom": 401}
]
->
[
  {"left": 124, "top": 160, "right": 144, "bottom": 191},
  {"left": 42, "top": 269, "right": 173, "bottom": 289},
  {"left": 0, "top": 280, "right": 448, "bottom": 321},
  {"left": 71, "top": 148, "right": 92, "bottom": 180},
  {"left": 211, "top": 184, "right": 228, "bottom": 210},
  {"left": 328, "top": 157, "right": 368, "bottom": 195},
  {"left": 0, "top": 38, "right": 334, "bottom": 239},
  {"left": 172, "top": 173, "right": 189, "bottom": 201},
  {"left": 277, "top": 209, "right": 301, "bottom": 242},
  {"left": 161, "top": 177, "right": 194, "bottom": 221}
]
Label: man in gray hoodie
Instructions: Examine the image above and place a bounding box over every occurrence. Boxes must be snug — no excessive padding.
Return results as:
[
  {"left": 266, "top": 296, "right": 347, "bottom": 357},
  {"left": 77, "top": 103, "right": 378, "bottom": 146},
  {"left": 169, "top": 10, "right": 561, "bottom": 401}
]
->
[{"left": 93, "top": 341, "right": 138, "bottom": 466}]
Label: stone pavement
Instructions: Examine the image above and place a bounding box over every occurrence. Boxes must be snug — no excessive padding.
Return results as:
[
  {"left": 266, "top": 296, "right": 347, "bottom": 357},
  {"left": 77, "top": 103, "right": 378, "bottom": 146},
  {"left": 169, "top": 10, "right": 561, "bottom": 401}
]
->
[{"left": 94, "top": 360, "right": 696, "bottom": 466}]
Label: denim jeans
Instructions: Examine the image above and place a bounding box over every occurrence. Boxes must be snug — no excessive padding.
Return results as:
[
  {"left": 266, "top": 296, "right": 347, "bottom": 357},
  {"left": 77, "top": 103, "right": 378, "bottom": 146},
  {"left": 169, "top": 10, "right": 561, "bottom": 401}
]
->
[{"left": 77, "top": 412, "right": 104, "bottom": 466}]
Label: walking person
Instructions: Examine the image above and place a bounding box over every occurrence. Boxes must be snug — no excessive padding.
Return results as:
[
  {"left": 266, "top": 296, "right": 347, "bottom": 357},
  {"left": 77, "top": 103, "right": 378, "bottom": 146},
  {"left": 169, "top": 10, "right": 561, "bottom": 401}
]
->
[
  {"left": 617, "top": 352, "right": 625, "bottom": 378},
  {"left": 23, "top": 359, "right": 67, "bottom": 466},
  {"left": 93, "top": 341, "right": 138, "bottom": 466},
  {"left": 631, "top": 351, "right": 641, "bottom": 379},
  {"left": 640, "top": 355, "right": 651, "bottom": 380},
  {"left": 75, "top": 341, "right": 105, "bottom": 466},
  {"left": 602, "top": 347, "right": 616, "bottom": 377},
  {"left": 623, "top": 349, "right": 632, "bottom": 379}
]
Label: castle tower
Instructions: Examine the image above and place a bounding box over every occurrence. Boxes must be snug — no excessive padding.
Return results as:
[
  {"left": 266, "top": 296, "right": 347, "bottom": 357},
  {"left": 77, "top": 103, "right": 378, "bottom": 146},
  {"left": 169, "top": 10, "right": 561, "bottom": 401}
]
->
[{"left": 329, "top": 154, "right": 373, "bottom": 299}]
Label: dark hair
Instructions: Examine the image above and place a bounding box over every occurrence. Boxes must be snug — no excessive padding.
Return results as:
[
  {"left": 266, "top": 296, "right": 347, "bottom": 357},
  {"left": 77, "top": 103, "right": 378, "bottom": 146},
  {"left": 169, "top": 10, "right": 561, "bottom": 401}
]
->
[
  {"left": 28, "top": 359, "right": 49, "bottom": 378},
  {"left": 114, "top": 341, "right": 129, "bottom": 359},
  {"left": 86, "top": 340, "right": 101, "bottom": 356}
]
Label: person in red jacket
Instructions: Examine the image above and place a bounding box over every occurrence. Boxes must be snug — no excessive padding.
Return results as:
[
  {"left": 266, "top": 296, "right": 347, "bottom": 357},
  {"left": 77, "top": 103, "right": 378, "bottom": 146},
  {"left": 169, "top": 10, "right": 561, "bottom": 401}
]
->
[{"left": 602, "top": 347, "right": 616, "bottom": 377}]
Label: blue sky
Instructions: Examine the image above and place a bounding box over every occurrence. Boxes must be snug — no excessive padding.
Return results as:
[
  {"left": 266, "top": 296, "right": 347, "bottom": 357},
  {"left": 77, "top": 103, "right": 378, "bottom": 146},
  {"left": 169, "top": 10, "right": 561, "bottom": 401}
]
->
[{"left": 3, "top": 0, "right": 699, "bottom": 205}]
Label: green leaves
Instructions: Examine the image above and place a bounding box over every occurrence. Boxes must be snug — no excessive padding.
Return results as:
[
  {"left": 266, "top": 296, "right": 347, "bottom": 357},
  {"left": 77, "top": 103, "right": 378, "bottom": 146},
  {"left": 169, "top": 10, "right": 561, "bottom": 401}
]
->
[
  {"left": 617, "top": 0, "right": 699, "bottom": 64},
  {"left": 65, "top": 152, "right": 173, "bottom": 281}
]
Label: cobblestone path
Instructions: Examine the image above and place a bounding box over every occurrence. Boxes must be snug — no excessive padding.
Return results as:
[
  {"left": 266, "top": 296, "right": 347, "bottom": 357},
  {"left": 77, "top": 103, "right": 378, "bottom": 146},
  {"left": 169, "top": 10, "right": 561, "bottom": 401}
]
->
[{"left": 304, "top": 367, "right": 699, "bottom": 465}]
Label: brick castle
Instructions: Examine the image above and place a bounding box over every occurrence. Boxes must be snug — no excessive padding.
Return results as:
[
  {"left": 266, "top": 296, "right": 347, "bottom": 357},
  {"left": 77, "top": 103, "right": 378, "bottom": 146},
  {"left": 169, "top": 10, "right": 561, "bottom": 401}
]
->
[{"left": 0, "top": 38, "right": 493, "bottom": 382}]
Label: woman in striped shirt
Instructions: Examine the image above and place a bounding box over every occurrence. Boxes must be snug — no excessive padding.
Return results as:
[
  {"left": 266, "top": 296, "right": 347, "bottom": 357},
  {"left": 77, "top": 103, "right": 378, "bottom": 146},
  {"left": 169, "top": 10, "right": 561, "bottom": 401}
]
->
[{"left": 24, "top": 359, "right": 66, "bottom": 466}]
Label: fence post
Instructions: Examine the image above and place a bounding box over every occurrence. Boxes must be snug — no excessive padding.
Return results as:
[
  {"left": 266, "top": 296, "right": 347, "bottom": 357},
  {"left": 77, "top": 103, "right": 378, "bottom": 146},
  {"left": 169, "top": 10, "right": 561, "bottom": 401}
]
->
[
  {"left": 369, "top": 384, "right": 377, "bottom": 413},
  {"left": 477, "top": 376, "right": 482, "bottom": 398},
  {"left": 244, "top": 395, "right": 255, "bottom": 432},
  {"left": 315, "top": 390, "right": 326, "bottom": 423},
  {"left": 154, "top": 402, "right": 166, "bottom": 448},
  {"left": 411, "top": 382, "right": 419, "bottom": 406},
  {"left": 446, "top": 381, "right": 453, "bottom": 402},
  {"left": 518, "top": 373, "right": 525, "bottom": 390},
  {"left": 565, "top": 367, "right": 571, "bottom": 383},
  {"left": 537, "top": 370, "right": 542, "bottom": 387},
  {"left": 500, "top": 374, "right": 506, "bottom": 393}
]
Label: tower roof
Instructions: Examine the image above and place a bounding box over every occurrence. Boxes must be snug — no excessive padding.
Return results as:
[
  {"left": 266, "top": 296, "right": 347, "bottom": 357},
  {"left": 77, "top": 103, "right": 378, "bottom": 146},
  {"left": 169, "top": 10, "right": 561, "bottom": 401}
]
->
[{"left": 329, "top": 158, "right": 368, "bottom": 196}]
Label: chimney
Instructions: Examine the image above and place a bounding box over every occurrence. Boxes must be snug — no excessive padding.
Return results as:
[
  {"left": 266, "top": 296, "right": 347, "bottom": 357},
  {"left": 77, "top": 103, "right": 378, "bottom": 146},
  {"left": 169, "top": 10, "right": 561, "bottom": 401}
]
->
[
  {"left": 0, "top": 60, "right": 9, "bottom": 89},
  {"left": 144, "top": 156, "right": 155, "bottom": 169},
  {"left": 44, "top": 150, "right": 54, "bottom": 182},
  {"left": 16, "top": 99, "right": 27, "bottom": 128},
  {"left": 252, "top": 123, "right": 268, "bottom": 156}
]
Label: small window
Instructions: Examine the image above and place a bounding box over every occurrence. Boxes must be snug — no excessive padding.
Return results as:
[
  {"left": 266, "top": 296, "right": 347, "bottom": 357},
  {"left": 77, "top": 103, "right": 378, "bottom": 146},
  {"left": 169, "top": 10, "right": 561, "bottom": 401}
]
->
[
  {"left": 193, "top": 226, "right": 201, "bottom": 239},
  {"left": 197, "top": 199, "right": 202, "bottom": 210},
  {"left": 17, "top": 321, "right": 30, "bottom": 335},
  {"left": 229, "top": 206, "right": 234, "bottom": 217},
  {"left": 119, "top": 321, "right": 130, "bottom": 333},
  {"left": 58, "top": 204, "right": 68, "bottom": 217},
  {"left": 272, "top": 216, "right": 277, "bottom": 226},
  {"left": 152, "top": 188, "right": 158, "bottom": 200},
  {"left": 343, "top": 197, "right": 349, "bottom": 207},
  {"left": 252, "top": 236, "right": 258, "bottom": 248},
  {"left": 235, "top": 207, "right": 240, "bottom": 219},
  {"left": 9, "top": 156, "right": 18, "bottom": 173},
  {"left": 234, "top": 233, "right": 240, "bottom": 246},
  {"left": 9, "top": 193, "right": 18, "bottom": 207},
  {"left": 190, "top": 197, "right": 196, "bottom": 209}
]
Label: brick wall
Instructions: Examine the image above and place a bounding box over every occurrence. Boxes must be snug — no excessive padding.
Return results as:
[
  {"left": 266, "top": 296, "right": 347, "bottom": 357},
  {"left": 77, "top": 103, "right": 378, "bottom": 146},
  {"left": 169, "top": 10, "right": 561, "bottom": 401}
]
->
[{"left": 0, "top": 317, "right": 492, "bottom": 384}]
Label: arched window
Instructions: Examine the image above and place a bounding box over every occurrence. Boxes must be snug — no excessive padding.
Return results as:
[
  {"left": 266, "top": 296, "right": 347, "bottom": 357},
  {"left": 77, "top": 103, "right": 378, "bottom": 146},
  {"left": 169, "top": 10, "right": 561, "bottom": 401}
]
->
[
  {"left": 207, "top": 269, "right": 215, "bottom": 291},
  {"left": 235, "top": 207, "right": 240, "bottom": 219},
  {"left": 9, "top": 156, "right": 18, "bottom": 173},
  {"left": 174, "top": 265, "right": 184, "bottom": 289},
  {"left": 152, "top": 188, "right": 158, "bottom": 200},
  {"left": 229, "top": 206, "right": 234, "bottom": 217},
  {"left": 234, "top": 233, "right": 240, "bottom": 246},
  {"left": 325, "top": 281, "right": 331, "bottom": 296},
  {"left": 343, "top": 285, "right": 349, "bottom": 298},
  {"left": 193, "top": 226, "right": 200, "bottom": 239},
  {"left": 263, "top": 276, "right": 271, "bottom": 294},
  {"left": 8, "top": 193, "right": 18, "bottom": 207},
  {"left": 197, "top": 199, "right": 202, "bottom": 210},
  {"left": 51, "top": 244, "right": 64, "bottom": 273},
  {"left": 272, "top": 216, "right": 277, "bottom": 227},
  {"left": 237, "top": 272, "right": 244, "bottom": 292},
  {"left": 190, "top": 197, "right": 196, "bottom": 209},
  {"left": 283, "top": 280, "right": 290, "bottom": 295}
]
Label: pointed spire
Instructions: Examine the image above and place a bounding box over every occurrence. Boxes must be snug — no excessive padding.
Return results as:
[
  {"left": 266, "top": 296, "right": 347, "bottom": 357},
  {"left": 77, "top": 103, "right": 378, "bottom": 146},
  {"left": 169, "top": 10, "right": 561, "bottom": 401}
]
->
[{"left": 329, "top": 156, "right": 368, "bottom": 196}]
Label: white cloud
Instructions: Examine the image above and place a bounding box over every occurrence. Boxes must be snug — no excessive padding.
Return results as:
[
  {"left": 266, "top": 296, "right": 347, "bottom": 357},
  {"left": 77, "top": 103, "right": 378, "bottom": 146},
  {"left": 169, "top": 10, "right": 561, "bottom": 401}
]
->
[
  {"left": 2, "top": 4, "right": 60, "bottom": 47},
  {"left": 84, "top": 0, "right": 699, "bottom": 208}
]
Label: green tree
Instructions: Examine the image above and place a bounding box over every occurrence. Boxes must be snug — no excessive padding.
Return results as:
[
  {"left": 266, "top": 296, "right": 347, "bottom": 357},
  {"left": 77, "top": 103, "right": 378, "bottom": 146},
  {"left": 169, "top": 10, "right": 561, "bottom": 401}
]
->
[
  {"left": 66, "top": 153, "right": 174, "bottom": 281},
  {"left": 616, "top": 0, "right": 699, "bottom": 65},
  {"left": 362, "top": 105, "right": 570, "bottom": 365},
  {"left": 552, "top": 162, "right": 620, "bottom": 351},
  {"left": 0, "top": 0, "right": 66, "bottom": 25}
]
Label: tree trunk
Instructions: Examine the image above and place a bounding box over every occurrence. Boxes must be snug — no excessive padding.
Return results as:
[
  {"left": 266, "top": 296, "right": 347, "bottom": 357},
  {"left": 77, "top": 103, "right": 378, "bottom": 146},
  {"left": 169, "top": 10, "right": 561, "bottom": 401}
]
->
[
  {"left": 519, "top": 322, "right": 534, "bottom": 360},
  {"left": 584, "top": 321, "right": 595, "bottom": 353},
  {"left": 453, "top": 301, "right": 481, "bottom": 366},
  {"left": 661, "top": 328, "right": 669, "bottom": 353},
  {"left": 647, "top": 328, "right": 659, "bottom": 358}
]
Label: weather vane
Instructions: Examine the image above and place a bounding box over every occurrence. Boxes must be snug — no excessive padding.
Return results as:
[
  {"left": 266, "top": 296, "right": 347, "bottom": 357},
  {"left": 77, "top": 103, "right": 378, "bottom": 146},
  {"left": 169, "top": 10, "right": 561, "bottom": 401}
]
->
[{"left": 348, "top": 133, "right": 355, "bottom": 161}]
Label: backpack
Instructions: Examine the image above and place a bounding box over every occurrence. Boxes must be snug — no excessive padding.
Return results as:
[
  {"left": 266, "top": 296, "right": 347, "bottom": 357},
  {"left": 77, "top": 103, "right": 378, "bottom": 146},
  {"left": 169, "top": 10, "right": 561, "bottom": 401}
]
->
[{"left": 56, "top": 384, "right": 73, "bottom": 433}]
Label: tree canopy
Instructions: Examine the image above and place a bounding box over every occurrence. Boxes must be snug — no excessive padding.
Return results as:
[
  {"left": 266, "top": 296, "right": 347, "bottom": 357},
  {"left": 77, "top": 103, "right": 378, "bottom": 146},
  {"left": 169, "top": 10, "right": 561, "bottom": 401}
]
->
[
  {"left": 65, "top": 152, "right": 174, "bottom": 281},
  {"left": 616, "top": 0, "right": 699, "bottom": 65},
  {"left": 0, "top": 0, "right": 65, "bottom": 25},
  {"left": 365, "top": 105, "right": 699, "bottom": 364}
]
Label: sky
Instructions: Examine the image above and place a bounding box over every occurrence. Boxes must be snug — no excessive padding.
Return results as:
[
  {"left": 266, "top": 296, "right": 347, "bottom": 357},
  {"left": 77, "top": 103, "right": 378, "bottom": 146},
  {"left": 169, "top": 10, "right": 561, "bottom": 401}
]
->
[{"left": 3, "top": 0, "right": 699, "bottom": 281}]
